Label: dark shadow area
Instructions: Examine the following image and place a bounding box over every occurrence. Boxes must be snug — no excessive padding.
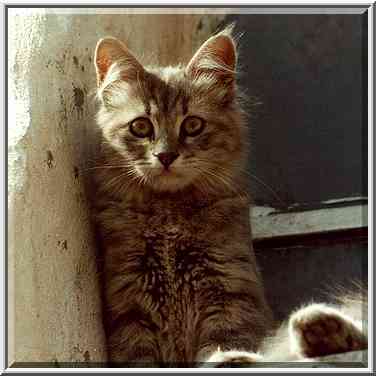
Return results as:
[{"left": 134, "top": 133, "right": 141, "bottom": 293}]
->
[
  {"left": 225, "top": 14, "right": 367, "bottom": 207},
  {"left": 255, "top": 237, "right": 368, "bottom": 322}
]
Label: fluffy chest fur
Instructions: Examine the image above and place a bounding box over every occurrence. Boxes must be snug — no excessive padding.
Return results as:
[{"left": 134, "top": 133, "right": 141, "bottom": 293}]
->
[{"left": 97, "top": 196, "right": 265, "bottom": 363}]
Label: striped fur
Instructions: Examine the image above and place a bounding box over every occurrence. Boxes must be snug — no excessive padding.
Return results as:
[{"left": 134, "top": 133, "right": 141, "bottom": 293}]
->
[{"left": 93, "top": 28, "right": 272, "bottom": 366}]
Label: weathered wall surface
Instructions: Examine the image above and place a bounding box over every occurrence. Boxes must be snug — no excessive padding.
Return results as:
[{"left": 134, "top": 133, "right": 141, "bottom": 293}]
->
[{"left": 8, "top": 9, "right": 224, "bottom": 365}]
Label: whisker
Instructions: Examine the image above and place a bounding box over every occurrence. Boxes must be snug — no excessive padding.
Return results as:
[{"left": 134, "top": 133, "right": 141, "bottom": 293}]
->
[
  {"left": 82, "top": 165, "right": 134, "bottom": 172},
  {"left": 194, "top": 161, "right": 248, "bottom": 198},
  {"left": 101, "top": 169, "right": 139, "bottom": 192},
  {"left": 237, "top": 169, "right": 288, "bottom": 208},
  {"left": 188, "top": 157, "right": 287, "bottom": 207},
  {"left": 192, "top": 164, "right": 248, "bottom": 203}
]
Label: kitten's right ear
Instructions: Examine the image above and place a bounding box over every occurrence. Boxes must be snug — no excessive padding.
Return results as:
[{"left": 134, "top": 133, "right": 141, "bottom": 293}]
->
[
  {"left": 94, "top": 37, "right": 143, "bottom": 87},
  {"left": 186, "top": 28, "right": 237, "bottom": 83}
]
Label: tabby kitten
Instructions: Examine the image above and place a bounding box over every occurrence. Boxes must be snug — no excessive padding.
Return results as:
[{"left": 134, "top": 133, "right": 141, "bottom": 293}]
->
[
  {"left": 93, "top": 28, "right": 272, "bottom": 366},
  {"left": 207, "top": 290, "right": 367, "bottom": 365}
]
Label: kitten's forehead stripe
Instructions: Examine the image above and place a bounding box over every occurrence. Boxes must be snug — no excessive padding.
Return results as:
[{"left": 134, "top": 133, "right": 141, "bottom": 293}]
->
[
  {"left": 168, "top": 88, "right": 182, "bottom": 115},
  {"left": 174, "top": 90, "right": 183, "bottom": 114},
  {"left": 143, "top": 70, "right": 191, "bottom": 119},
  {"left": 161, "top": 85, "right": 169, "bottom": 114},
  {"left": 144, "top": 100, "right": 151, "bottom": 116},
  {"left": 182, "top": 95, "right": 189, "bottom": 116}
]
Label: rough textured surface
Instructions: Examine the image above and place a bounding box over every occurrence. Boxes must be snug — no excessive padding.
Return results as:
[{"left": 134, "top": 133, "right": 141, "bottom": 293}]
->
[{"left": 8, "top": 9, "right": 224, "bottom": 366}]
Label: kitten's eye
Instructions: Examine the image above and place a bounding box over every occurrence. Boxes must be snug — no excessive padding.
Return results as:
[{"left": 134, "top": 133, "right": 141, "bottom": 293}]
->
[
  {"left": 129, "top": 118, "right": 154, "bottom": 138},
  {"left": 181, "top": 116, "right": 205, "bottom": 137}
]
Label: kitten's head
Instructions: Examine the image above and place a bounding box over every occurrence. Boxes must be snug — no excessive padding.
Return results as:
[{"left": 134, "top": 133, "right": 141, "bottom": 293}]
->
[{"left": 95, "top": 27, "right": 247, "bottom": 194}]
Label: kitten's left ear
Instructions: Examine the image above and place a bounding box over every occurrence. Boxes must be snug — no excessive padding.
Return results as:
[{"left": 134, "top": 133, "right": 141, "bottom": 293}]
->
[{"left": 186, "top": 28, "right": 237, "bottom": 83}]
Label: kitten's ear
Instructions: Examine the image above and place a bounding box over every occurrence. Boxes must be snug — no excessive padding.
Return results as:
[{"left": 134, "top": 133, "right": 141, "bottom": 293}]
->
[
  {"left": 94, "top": 37, "right": 143, "bottom": 87},
  {"left": 186, "top": 29, "right": 237, "bottom": 83}
]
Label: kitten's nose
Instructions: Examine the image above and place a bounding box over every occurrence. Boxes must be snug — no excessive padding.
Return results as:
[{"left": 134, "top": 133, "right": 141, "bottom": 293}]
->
[{"left": 157, "top": 152, "right": 179, "bottom": 168}]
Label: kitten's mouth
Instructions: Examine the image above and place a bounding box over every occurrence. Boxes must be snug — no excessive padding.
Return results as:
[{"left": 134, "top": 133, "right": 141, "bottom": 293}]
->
[
  {"left": 160, "top": 168, "right": 174, "bottom": 175},
  {"left": 157, "top": 165, "right": 180, "bottom": 177},
  {"left": 141, "top": 165, "right": 194, "bottom": 192},
  {"left": 155, "top": 167, "right": 190, "bottom": 188}
]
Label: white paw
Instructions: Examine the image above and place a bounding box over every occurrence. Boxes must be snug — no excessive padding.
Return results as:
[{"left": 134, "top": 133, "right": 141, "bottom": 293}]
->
[
  {"left": 205, "top": 349, "right": 263, "bottom": 367},
  {"left": 289, "top": 303, "right": 366, "bottom": 358}
]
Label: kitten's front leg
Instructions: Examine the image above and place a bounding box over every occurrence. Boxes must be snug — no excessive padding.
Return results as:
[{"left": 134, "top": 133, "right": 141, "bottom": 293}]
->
[
  {"left": 195, "top": 306, "right": 268, "bottom": 367},
  {"left": 107, "top": 321, "right": 160, "bottom": 367},
  {"left": 289, "top": 303, "right": 367, "bottom": 359}
]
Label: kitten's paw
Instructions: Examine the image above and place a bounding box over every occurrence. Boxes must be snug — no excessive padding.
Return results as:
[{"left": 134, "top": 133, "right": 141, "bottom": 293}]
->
[
  {"left": 289, "top": 303, "right": 366, "bottom": 358},
  {"left": 204, "top": 349, "right": 263, "bottom": 367}
]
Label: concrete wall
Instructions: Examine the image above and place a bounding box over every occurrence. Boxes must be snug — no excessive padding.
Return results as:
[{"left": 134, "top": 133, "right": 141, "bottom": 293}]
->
[{"left": 8, "top": 9, "right": 224, "bottom": 366}]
